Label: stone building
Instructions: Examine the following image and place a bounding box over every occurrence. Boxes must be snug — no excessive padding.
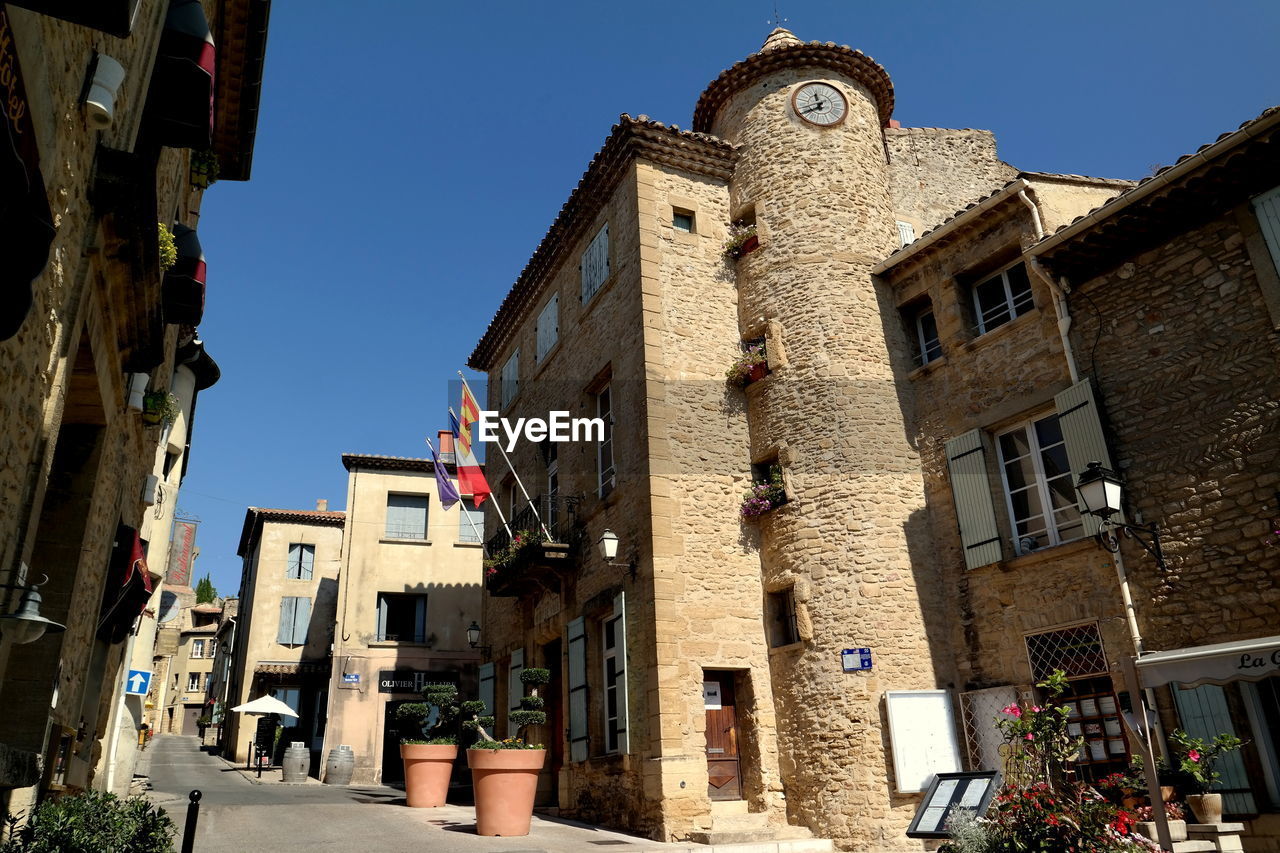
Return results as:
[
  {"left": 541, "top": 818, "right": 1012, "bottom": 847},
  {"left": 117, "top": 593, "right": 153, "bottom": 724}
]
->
[
  {"left": 0, "top": 0, "right": 268, "bottom": 816},
  {"left": 466, "top": 27, "right": 1280, "bottom": 851},
  {"left": 224, "top": 506, "right": 345, "bottom": 769},
  {"left": 322, "top": 448, "right": 484, "bottom": 786}
]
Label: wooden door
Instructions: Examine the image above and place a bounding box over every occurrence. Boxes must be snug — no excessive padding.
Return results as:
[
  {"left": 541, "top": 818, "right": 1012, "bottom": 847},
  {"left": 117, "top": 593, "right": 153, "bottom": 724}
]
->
[
  {"left": 704, "top": 671, "right": 742, "bottom": 800},
  {"left": 181, "top": 705, "right": 202, "bottom": 737}
]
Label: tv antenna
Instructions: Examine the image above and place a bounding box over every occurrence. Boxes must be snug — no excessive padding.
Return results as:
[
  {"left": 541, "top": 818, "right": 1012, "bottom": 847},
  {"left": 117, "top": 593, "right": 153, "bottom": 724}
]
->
[{"left": 768, "top": 2, "right": 787, "bottom": 27}]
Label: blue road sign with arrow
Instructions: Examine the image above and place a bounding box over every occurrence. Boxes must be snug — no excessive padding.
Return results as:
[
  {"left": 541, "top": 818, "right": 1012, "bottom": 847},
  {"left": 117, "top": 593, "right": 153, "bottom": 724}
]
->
[{"left": 126, "top": 669, "right": 152, "bottom": 696}]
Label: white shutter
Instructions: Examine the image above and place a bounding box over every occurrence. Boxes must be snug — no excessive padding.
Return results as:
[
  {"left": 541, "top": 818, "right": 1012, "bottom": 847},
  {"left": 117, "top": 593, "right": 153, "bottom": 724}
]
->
[
  {"left": 945, "top": 430, "right": 1004, "bottom": 569},
  {"left": 1054, "top": 380, "right": 1116, "bottom": 536},
  {"left": 507, "top": 648, "right": 524, "bottom": 737},
  {"left": 568, "top": 617, "right": 588, "bottom": 762},
  {"left": 896, "top": 220, "right": 916, "bottom": 247},
  {"left": 613, "top": 591, "right": 629, "bottom": 755},
  {"left": 536, "top": 293, "right": 559, "bottom": 362},
  {"left": 277, "top": 597, "right": 296, "bottom": 644},
  {"left": 478, "top": 662, "right": 495, "bottom": 716}
]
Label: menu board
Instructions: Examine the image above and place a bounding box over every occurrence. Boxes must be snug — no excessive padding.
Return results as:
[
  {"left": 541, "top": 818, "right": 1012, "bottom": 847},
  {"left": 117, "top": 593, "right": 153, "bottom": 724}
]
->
[{"left": 907, "top": 771, "right": 1001, "bottom": 839}]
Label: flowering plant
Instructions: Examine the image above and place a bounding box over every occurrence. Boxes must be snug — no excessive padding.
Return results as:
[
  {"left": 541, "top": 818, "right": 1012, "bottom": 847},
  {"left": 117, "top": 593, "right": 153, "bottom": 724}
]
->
[
  {"left": 483, "top": 529, "right": 539, "bottom": 578},
  {"left": 740, "top": 465, "right": 786, "bottom": 518},
  {"left": 723, "top": 222, "right": 758, "bottom": 260},
  {"left": 1133, "top": 801, "right": 1184, "bottom": 821},
  {"left": 726, "top": 344, "right": 768, "bottom": 387},
  {"left": 1167, "top": 729, "right": 1244, "bottom": 794}
]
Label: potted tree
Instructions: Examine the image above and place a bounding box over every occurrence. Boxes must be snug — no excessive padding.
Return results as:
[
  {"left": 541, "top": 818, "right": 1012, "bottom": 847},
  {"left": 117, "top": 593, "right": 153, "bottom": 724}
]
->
[
  {"left": 396, "top": 682, "right": 475, "bottom": 808},
  {"left": 465, "top": 667, "right": 549, "bottom": 836},
  {"left": 141, "top": 391, "right": 180, "bottom": 427},
  {"left": 1168, "top": 729, "right": 1245, "bottom": 824}
]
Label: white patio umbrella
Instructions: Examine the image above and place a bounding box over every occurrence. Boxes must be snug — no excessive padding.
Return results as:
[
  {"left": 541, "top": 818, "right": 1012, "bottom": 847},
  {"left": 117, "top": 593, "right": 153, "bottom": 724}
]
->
[{"left": 230, "top": 694, "right": 299, "bottom": 718}]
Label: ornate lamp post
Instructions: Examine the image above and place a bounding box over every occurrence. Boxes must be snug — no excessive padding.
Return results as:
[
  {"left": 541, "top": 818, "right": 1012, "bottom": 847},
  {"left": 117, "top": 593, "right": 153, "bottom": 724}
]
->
[{"left": 1075, "top": 461, "right": 1167, "bottom": 571}]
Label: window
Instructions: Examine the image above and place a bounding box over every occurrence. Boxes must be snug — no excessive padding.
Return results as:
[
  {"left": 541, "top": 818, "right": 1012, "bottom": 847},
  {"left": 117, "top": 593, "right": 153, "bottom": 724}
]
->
[
  {"left": 385, "top": 493, "right": 428, "bottom": 540},
  {"left": 971, "top": 261, "right": 1034, "bottom": 334},
  {"left": 286, "top": 543, "right": 314, "bottom": 579},
  {"left": 190, "top": 639, "right": 206, "bottom": 659},
  {"left": 271, "top": 687, "right": 301, "bottom": 717},
  {"left": 766, "top": 588, "right": 800, "bottom": 647},
  {"left": 186, "top": 672, "right": 203, "bottom": 692},
  {"left": 536, "top": 293, "right": 559, "bottom": 363},
  {"left": 1254, "top": 185, "right": 1280, "bottom": 273},
  {"left": 277, "top": 596, "right": 311, "bottom": 645},
  {"left": 997, "top": 413, "right": 1084, "bottom": 554},
  {"left": 602, "top": 592, "right": 628, "bottom": 754},
  {"left": 596, "top": 384, "right": 615, "bottom": 498},
  {"left": 673, "top": 209, "right": 694, "bottom": 233},
  {"left": 896, "top": 220, "right": 916, "bottom": 247},
  {"left": 580, "top": 223, "right": 609, "bottom": 303},
  {"left": 568, "top": 617, "right": 588, "bottom": 762},
  {"left": 546, "top": 443, "right": 559, "bottom": 530},
  {"left": 501, "top": 350, "right": 519, "bottom": 408},
  {"left": 376, "top": 592, "right": 427, "bottom": 643},
  {"left": 903, "top": 301, "right": 941, "bottom": 367},
  {"left": 458, "top": 503, "right": 483, "bottom": 543}
]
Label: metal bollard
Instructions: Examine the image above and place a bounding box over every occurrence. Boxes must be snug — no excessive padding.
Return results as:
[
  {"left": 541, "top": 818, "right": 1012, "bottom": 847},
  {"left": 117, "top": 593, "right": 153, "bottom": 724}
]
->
[{"left": 181, "top": 789, "right": 201, "bottom": 853}]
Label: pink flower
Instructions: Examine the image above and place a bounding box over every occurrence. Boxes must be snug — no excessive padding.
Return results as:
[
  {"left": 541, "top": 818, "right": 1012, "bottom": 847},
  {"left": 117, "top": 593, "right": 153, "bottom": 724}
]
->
[
  {"left": 1001, "top": 704, "right": 1022, "bottom": 718},
  {"left": 1025, "top": 733, "right": 1035, "bottom": 741},
  {"left": 1188, "top": 749, "right": 1200, "bottom": 762},
  {"left": 1030, "top": 706, "right": 1042, "bottom": 713}
]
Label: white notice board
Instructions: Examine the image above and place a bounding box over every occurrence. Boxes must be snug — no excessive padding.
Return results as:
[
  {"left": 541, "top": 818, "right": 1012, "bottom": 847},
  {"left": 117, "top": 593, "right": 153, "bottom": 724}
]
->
[{"left": 885, "top": 690, "right": 962, "bottom": 793}]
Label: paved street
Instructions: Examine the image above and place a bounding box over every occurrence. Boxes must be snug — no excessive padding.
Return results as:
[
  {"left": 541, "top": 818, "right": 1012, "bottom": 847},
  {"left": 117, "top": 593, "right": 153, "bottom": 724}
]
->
[{"left": 145, "top": 736, "right": 670, "bottom": 852}]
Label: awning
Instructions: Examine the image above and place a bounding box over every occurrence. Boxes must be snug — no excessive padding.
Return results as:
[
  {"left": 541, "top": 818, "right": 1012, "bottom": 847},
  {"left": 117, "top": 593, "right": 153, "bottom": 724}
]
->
[
  {"left": 0, "top": 8, "right": 56, "bottom": 341},
  {"left": 5, "top": 0, "right": 142, "bottom": 38},
  {"left": 97, "top": 527, "right": 154, "bottom": 644},
  {"left": 1135, "top": 635, "right": 1280, "bottom": 688},
  {"left": 254, "top": 662, "right": 329, "bottom": 676},
  {"left": 144, "top": 0, "right": 216, "bottom": 149},
  {"left": 162, "top": 224, "right": 207, "bottom": 325}
]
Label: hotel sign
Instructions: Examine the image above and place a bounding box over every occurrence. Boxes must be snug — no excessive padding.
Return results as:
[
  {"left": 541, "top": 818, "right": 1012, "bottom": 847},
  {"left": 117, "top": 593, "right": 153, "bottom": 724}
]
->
[{"left": 377, "top": 670, "right": 456, "bottom": 694}]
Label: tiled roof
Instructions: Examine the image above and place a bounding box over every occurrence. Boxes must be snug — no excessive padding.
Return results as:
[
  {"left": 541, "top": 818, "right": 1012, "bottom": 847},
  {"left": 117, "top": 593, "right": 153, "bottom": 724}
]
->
[
  {"left": 468, "top": 115, "right": 738, "bottom": 370},
  {"left": 694, "top": 35, "right": 894, "bottom": 132},
  {"left": 341, "top": 453, "right": 437, "bottom": 473},
  {"left": 237, "top": 506, "right": 345, "bottom": 557}
]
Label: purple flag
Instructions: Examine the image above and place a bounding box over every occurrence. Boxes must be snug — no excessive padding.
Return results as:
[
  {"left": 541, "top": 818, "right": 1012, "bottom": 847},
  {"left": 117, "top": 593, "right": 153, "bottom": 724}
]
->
[{"left": 428, "top": 441, "right": 460, "bottom": 510}]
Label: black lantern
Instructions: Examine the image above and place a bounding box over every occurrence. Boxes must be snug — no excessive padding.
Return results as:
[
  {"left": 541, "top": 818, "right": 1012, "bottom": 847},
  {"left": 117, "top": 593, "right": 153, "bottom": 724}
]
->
[
  {"left": 1075, "top": 461, "right": 1124, "bottom": 519},
  {"left": 0, "top": 576, "right": 67, "bottom": 645},
  {"left": 466, "top": 620, "right": 481, "bottom": 649}
]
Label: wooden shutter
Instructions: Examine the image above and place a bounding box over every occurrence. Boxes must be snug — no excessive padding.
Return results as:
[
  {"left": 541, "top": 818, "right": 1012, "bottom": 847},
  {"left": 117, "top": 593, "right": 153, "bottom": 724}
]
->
[
  {"left": 300, "top": 545, "right": 314, "bottom": 580},
  {"left": 277, "top": 597, "right": 296, "bottom": 644},
  {"left": 537, "top": 293, "right": 559, "bottom": 362},
  {"left": 1254, "top": 186, "right": 1280, "bottom": 271},
  {"left": 287, "top": 543, "right": 300, "bottom": 579},
  {"left": 568, "top": 616, "right": 588, "bottom": 762},
  {"left": 1172, "top": 684, "right": 1257, "bottom": 814},
  {"left": 413, "top": 595, "right": 427, "bottom": 644},
  {"left": 292, "top": 597, "right": 311, "bottom": 645},
  {"left": 1054, "top": 380, "right": 1116, "bottom": 536},
  {"left": 376, "top": 594, "right": 388, "bottom": 641},
  {"left": 478, "top": 663, "right": 495, "bottom": 716},
  {"left": 945, "top": 430, "right": 1004, "bottom": 569},
  {"left": 507, "top": 648, "right": 524, "bottom": 737},
  {"left": 613, "top": 592, "right": 629, "bottom": 755}
]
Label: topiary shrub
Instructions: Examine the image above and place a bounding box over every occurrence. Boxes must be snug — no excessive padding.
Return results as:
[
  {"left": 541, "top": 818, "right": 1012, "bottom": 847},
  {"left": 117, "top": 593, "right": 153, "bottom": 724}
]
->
[
  {"left": 0, "top": 790, "right": 176, "bottom": 853},
  {"left": 472, "top": 667, "right": 549, "bottom": 750}
]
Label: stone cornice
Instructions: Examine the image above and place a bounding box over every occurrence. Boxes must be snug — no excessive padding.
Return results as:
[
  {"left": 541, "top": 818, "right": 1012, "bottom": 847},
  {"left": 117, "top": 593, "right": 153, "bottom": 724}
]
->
[
  {"left": 468, "top": 115, "right": 738, "bottom": 370},
  {"left": 693, "top": 41, "right": 895, "bottom": 133}
]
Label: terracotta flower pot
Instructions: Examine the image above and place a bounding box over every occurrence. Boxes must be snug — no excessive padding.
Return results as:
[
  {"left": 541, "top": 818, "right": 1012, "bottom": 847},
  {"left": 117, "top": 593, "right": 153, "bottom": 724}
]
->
[
  {"left": 467, "top": 748, "right": 546, "bottom": 836},
  {"left": 738, "top": 234, "right": 760, "bottom": 257},
  {"left": 1186, "top": 792, "right": 1223, "bottom": 824},
  {"left": 746, "top": 362, "right": 769, "bottom": 384},
  {"left": 401, "top": 743, "right": 457, "bottom": 808}
]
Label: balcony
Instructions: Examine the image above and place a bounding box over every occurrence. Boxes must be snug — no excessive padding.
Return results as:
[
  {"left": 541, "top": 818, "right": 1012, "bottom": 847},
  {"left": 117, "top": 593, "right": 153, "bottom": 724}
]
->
[{"left": 485, "top": 495, "right": 582, "bottom": 597}]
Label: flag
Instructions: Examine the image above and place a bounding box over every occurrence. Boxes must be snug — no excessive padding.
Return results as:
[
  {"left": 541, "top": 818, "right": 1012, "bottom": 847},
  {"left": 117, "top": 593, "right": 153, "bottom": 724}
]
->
[
  {"left": 427, "top": 440, "right": 460, "bottom": 510},
  {"left": 450, "top": 405, "right": 491, "bottom": 507},
  {"left": 457, "top": 382, "right": 482, "bottom": 458}
]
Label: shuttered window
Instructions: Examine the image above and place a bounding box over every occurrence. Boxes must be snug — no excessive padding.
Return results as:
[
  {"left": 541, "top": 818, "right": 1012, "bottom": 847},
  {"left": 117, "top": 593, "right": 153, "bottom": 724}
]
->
[
  {"left": 567, "top": 617, "right": 588, "bottom": 762},
  {"left": 507, "top": 648, "right": 524, "bottom": 737},
  {"left": 604, "top": 592, "right": 629, "bottom": 754},
  {"left": 536, "top": 293, "right": 559, "bottom": 363},
  {"left": 1254, "top": 185, "right": 1280, "bottom": 274},
  {"left": 1054, "top": 380, "right": 1118, "bottom": 537},
  {"left": 896, "top": 220, "right": 916, "bottom": 247},
  {"left": 501, "top": 350, "right": 519, "bottom": 409},
  {"left": 458, "top": 504, "right": 483, "bottom": 543},
  {"left": 1171, "top": 684, "right": 1257, "bottom": 814},
  {"left": 996, "top": 413, "right": 1083, "bottom": 554},
  {"left": 385, "top": 493, "right": 428, "bottom": 540},
  {"left": 946, "top": 430, "right": 1004, "bottom": 570},
  {"left": 286, "top": 543, "right": 314, "bottom": 579},
  {"left": 277, "top": 596, "right": 310, "bottom": 645},
  {"left": 478, "top": 662, "right": 495, "bottom": 716},
  {"left": 581, "top": 223, "right": 609, "bottom": 303}
]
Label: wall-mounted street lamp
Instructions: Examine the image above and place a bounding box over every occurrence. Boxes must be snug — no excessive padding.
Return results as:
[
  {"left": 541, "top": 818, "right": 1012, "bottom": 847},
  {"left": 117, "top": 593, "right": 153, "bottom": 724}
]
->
[
  {"left": 466, "top": 621, "right": 491, "bottom": 658},
  {"left": 0, "top": 574, "right": 67, "bottom": 645},
  {"left": 597, "top": 529, "right": 637, "bottom": 579},
  {"left": 1075, "top": 461, "right": 1167, "bottom": 571}
]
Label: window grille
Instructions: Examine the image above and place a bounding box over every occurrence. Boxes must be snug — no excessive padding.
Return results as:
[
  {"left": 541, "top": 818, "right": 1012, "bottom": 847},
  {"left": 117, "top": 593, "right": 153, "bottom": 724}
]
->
[{"left": 1024, "top": 623, "right": 1108, "bottom": 682}]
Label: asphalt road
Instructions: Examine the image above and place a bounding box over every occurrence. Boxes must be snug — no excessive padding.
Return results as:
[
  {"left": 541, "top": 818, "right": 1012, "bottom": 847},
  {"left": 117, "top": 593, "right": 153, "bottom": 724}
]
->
[{"left": 145, "top": 735, "right": 669, "bottom": 853}]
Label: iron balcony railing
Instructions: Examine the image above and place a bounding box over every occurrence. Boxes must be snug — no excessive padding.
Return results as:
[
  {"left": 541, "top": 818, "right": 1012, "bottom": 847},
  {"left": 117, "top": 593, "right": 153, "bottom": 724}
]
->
[{"left": 485, "top": 494, "right": 582, "bottom": 556}]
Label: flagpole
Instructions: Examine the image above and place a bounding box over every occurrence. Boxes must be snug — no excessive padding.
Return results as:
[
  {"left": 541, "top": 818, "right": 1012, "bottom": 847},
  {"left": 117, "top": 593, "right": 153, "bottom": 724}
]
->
[
  {"left": 450, "top": 406, "right": 512, "bottom": 538},
  {"left": 457, "top": 371, "right": 553, "bottom": 542},
  {"left": 426, "top": 436, "right": 490, "bottom": 556}
]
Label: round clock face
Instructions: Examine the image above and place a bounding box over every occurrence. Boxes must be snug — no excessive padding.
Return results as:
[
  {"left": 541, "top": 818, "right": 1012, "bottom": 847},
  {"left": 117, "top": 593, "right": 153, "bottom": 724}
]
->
[{"left": 792, "top": 82, "right": 847, "bottom": 127}]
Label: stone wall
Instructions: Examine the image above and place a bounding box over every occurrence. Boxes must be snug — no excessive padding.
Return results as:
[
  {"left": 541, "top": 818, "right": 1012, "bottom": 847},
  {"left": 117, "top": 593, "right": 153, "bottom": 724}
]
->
[{"left": 886, "top": 127, "right": 1017, "bottom": 234}]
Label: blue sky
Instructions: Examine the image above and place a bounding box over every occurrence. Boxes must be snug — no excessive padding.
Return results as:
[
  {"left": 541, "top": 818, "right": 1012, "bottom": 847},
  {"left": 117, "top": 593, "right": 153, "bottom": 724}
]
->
[{"left": 186, "top": 0, "right": 1279, "bottom": 597}]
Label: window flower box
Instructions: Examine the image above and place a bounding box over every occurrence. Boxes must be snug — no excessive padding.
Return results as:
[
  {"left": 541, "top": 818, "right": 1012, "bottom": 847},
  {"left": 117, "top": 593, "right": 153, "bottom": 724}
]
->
[
  {"left": 741, "top": 465, "right": 787, "bottom": 519},
  {"left": 723, "top": 223, "right": 759, "bottom": 260},
  {"left": 726, "top": 343, "right": 769, "bottom": 388}
]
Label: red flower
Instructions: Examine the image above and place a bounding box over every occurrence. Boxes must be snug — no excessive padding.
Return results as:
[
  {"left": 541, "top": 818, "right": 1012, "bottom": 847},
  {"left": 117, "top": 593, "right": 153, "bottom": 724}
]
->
[{"left": 1188, "top": 749, "right": 1201, "bottom": 762}]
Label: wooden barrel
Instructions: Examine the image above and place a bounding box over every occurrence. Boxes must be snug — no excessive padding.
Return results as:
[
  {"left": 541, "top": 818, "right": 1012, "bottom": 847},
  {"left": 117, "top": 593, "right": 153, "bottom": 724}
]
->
[
  {"left": 282, "top": 742, "right": 309, "bottom": 784},
  {"left": 323, "top": 744, "right": 355, "bottom": 785}
]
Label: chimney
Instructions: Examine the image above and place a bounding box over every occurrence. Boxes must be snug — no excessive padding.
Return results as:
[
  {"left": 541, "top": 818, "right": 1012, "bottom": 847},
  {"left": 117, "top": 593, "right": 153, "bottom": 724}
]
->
[
  {"left": 438, "top": 430, "right": 456, "bottom": 464},
  {"left": 316, "top": 499, "right": 328, "bottom": 511}
]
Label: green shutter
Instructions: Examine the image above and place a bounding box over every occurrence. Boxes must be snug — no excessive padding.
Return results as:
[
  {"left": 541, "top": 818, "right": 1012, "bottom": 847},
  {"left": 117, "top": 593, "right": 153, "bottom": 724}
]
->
[
  {"left": 1054, "top": 380, "right": 1116, "bottom": 536},
  {"left": 568, "top": 617, "right": 588, "bottom": 762},
  {"left": 946, "top": 430, "right": 1004, "bottom": 570},
  {"left": 613, "top": 592, "right": 629, "bottom": 755}
]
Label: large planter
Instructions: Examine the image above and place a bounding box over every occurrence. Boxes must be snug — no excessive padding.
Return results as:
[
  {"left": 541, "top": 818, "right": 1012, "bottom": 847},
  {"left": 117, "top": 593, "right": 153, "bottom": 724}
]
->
[
  {"left": 1186, "top": 792, "right": 1223, "bottom": 824},
  {"left": 401, "top": 743, "right": 458, "bottom": 808},
  {"left": 1135, "top": 820, "right": 1188, "bottom": 842},
  {"left": 467, "top": 748, "right": 546, "bottom": 836}
]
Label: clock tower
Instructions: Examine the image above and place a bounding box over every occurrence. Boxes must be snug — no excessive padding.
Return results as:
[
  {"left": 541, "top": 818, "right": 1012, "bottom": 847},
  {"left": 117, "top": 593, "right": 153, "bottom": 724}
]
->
[{"left": 694, "top": 29, "right": 942, "bottom": 849}]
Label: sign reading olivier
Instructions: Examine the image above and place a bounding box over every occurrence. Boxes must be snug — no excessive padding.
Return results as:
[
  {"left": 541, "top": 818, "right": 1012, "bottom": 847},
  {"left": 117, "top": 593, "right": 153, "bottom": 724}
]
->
[{"left": 378, "top": 670, "right": 457, "bottom": 694}]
